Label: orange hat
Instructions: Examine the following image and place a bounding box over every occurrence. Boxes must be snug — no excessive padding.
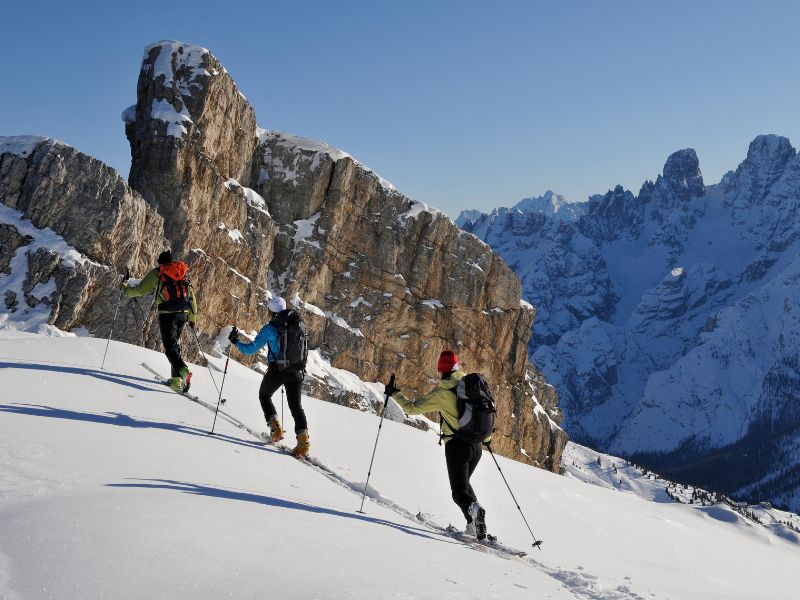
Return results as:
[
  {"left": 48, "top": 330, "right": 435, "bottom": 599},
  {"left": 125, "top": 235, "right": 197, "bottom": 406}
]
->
[{"left": 437, "top": 350, "right": 459, "bottom": 373}]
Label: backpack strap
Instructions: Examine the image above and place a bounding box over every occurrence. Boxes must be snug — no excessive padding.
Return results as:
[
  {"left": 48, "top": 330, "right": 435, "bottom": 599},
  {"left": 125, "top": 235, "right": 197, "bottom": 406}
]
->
[{"left": 437, "top": 383, "right": 460, "bottom": 445}]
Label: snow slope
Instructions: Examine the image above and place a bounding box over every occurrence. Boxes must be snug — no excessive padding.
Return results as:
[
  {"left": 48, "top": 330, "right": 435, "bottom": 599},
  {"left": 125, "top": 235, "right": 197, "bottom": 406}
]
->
[{"left": 0, "top": 332, "right": 798, "bottom": 599}]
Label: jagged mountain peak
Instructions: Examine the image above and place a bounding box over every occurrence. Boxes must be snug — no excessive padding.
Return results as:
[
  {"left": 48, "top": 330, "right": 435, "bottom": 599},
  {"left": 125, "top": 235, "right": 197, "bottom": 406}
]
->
[
  {"left": 747, "top": 133, "right": 795, "bottom": 158},
  {"left": 512, "top": 190, "right": 567, "bottom": 213},
  {"left": 659, "top": 148, "right": 704, "bottom": 196},
  {"left": 721, "top": 134, "right": 797, "bottom": 208},
  {"left": 456, "top": 190, "right": 585, "bottom": 228}
]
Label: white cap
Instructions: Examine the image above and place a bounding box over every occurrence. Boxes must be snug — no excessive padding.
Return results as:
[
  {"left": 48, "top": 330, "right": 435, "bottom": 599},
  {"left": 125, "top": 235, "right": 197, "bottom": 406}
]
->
[{"left": 267, "top": 296, "right": 287, "bottom": 313}]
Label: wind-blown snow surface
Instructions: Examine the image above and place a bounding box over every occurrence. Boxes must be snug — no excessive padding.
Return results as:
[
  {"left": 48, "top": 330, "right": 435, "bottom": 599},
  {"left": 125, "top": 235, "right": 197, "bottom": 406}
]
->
[{"left": 0, "top": 332, "right": 798, "bottom": 599}]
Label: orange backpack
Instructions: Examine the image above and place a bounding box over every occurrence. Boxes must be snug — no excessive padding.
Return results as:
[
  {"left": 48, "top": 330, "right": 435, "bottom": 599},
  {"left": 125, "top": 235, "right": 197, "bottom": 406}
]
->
[{"left": 158, "top": 261, "right": 192, "bottom": 312}]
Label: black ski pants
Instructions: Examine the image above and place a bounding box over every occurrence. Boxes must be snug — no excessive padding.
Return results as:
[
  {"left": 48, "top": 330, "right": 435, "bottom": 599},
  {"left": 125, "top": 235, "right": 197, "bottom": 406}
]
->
[
  {"left": 158, "top": 312, "right": 189, "bottom": 378},
  {"left": 444, "top": 438, "right": 482, "bottom": 521},
  {"left": 258, "top": 368, "right": 307, "bottom": 433}
]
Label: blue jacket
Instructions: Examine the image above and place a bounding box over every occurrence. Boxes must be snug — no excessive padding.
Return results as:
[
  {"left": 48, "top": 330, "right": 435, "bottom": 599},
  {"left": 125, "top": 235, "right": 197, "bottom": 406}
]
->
[{"left": 235, "top": 323, "right": 280, "bottom": 362}]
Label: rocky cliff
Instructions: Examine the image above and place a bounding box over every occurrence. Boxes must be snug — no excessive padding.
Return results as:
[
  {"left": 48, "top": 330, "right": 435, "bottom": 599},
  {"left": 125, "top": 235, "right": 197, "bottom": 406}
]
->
[
  {"left": 0, "top": 136, "right": 165, "bottom": 342},
  {"left": 460, "top": 135, "right": 800, "bottom": 510},
  {"left": 0, "top": 41, "right": 566, "bottom": 471}
]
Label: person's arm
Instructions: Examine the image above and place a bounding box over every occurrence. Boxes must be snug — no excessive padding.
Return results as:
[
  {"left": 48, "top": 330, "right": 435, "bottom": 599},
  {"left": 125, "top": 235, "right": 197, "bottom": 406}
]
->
[
  {"left": 235, "top": 323, "right": 279, "bottom": 357},
  {"left": 122, "top": 269, "right": 159, "bottom": 299},
  {"left": 188, "top": 284, "right": 198, "bottom": 324},
  {"left": 392, "top": 386, "right": 455, "bottom": 416}
]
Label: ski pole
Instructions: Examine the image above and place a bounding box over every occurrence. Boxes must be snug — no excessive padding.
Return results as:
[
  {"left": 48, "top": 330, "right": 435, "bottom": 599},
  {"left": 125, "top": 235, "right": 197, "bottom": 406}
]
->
[
  {"left": 281, "top": 385, "right": 285, "bottom": 424},
  {"left": 101, "top": 267, "right": 129, "bottom": 370},
  {"left": 485, "top": 443, "right": 543, "bottom": 550},
  {"left": 188, "top": 323, "right": 221, "bottom": 396},
  {"left": 357, "top": 373, "right": 395, "bottom": 514},
  {"left": 211, "top": 296, "right": 241, "bottom": 434}
]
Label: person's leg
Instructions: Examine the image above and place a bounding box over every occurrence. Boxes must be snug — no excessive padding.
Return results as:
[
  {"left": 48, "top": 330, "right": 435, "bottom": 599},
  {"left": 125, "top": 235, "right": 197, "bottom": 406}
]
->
[
  {"left": 259, "top": 370, "right": 286, "bottom": 442},
  {"left": 284, "top": 372, "right": 310, "bottom": 457},
  {"left": 284, "top": 373, "right": 307, "bottom": 433},
  {"left": 258, "top": 370, "right": 283, "bottom": 421},
  {"left": 445, "top": 439, "right": 477, "bottom": 521},
  {"left": 465, "top": 443, "right": 486, "bottom": 538},
  {"left": 465, "top": 442, "right": 482, "bottom": 501},
  {"left": 158, "top": 313, "right": 188, "bottom": 378}
]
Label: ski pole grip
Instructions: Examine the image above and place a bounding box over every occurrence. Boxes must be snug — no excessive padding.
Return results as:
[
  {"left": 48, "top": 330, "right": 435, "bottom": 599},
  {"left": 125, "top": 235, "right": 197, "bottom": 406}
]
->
[{"left": 389, "top": 373, "right": 395, "bottom": 389}]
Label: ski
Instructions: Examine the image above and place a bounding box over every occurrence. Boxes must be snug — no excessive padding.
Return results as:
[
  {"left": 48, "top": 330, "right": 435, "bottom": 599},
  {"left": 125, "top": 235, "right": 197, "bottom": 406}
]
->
[
  {"left": 140, "top": 362, "right": 262, "bottom": 440},
  {"left": 444, "top": 523, "right": 528, "bottom": 557},
  {"left": 141, "top": 362, "right": 202, "bottom": 402},
  {"left": 413, "top": 512, "right": 529, "bottom": 558}
]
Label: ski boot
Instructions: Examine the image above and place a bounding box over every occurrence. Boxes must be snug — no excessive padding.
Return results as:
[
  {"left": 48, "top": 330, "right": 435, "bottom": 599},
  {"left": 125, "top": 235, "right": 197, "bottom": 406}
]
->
[
  {"left": 468, "top": 501, "right": 487, "bottom": 540},
  {"left": 464, "top": 520, "right": 477, "bottom": 538},
  {"left": 179, "top": 367, "right": 192, "bottom": 392},
  {"left": 291, "top": 429, "right": 310, "bottom": 458},
  {"left": 267, "top": 416, "right": 285, "bottom": 444},
  {"left": 167, "top": 376, "right": 183, "bottom": 392}
]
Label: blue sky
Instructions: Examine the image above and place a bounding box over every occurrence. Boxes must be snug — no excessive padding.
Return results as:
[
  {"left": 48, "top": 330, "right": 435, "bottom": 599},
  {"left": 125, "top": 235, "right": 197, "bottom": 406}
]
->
[{"left": 3, "top": 1, "right": 799, "bottom": 218}]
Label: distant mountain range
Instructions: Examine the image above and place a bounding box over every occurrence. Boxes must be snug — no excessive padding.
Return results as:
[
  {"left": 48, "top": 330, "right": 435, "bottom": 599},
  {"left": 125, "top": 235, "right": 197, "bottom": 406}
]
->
[{"left": 459, "top": 135, "right": 800, "bottom": 511}]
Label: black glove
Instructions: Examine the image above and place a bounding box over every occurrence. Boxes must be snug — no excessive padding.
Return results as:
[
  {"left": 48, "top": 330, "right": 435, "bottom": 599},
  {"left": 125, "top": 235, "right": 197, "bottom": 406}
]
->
[
  {"left": 228, "top": 327, "right": 240, "bottom": 344},
  {"left": 384, "top": 374, "right": 398, "bottom": 397},
  {"left": 188, "top": 321, "right": 195, "bottom": 329}
]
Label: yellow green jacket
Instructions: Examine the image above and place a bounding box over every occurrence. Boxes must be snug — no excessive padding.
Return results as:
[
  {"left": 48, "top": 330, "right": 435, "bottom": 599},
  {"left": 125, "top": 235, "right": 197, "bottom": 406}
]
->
[
  {"left": 123, "top": 267, "right": 198, "bottom": 322},
  {"left": 391, "top": 371, "right": 466, "bottom": 443}
]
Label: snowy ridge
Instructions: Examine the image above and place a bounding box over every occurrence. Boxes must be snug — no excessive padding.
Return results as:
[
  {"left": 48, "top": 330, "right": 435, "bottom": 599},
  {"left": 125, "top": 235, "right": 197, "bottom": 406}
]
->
[
  {"left": 0, "top": 135, "right": 50, "bottom": 158},
  {"left": 562, "top": 442, "right": 800, "bottom": 538},
  {"left": 256, "top": 128, "right": 396, "bottom": 191},
  {"left": 456, "top": 190, "right": 587, "bottom": 228}
]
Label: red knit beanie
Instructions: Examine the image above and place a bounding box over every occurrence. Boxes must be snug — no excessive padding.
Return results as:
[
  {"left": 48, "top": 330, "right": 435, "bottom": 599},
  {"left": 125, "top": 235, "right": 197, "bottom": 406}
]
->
[{"left": 437, "top": 350, "right": 459, "bottom": 373}]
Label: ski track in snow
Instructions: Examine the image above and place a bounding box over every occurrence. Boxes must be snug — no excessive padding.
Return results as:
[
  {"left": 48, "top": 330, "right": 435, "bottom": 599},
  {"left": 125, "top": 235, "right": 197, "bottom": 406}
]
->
[{"left": 140, "top": 363, "right": 645, "bottom": 600}]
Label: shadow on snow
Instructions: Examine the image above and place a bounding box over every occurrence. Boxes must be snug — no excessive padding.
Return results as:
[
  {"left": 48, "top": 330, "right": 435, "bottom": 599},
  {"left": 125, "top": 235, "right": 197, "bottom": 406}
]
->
[
  {"left": 0, "top": 361, "right": 162, "bottom": 392},
  {"left": 107, "top": 478, "right": 457, "bottom": 544},
  {"left": 0, "top": 402, "right": 263, "bottom": 451}
]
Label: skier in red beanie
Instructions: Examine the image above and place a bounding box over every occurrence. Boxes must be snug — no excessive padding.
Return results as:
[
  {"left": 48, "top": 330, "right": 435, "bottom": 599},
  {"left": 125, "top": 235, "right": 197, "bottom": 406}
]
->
[{"left": 386, "top": 350, "right": 489, "bottom": 539}]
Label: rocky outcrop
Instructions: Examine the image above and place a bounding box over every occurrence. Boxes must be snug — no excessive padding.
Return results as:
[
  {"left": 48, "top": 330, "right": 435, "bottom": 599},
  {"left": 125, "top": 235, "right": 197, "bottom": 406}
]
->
[
  {"left": 0, "top": 136, "right": 165, "bottom": 340},
  {"left": 0, "top": 41, "right": 565, "bottom": 471}
]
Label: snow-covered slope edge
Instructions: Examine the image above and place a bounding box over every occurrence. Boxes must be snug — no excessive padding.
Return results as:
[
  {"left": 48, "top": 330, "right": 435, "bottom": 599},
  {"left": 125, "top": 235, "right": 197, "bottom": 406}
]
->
[
  {"left": 562, "top": 442, "right": 800, "bottom": 541},
  {"left": 0, "top": 332, "right": 797, "bottom": 600}
]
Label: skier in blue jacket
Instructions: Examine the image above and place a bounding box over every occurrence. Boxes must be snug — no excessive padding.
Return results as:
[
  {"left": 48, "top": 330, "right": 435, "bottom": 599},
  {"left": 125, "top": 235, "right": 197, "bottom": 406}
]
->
[{"left": 228, "top": 296, "right": 310, "bottom": 457}]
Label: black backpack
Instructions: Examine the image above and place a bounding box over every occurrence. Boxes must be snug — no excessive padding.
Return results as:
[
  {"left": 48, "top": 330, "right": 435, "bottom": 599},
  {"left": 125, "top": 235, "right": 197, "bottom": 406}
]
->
[
  {"left": 269, "top": 309, "right": 308, "bottom": 372},
  {"left": 450, "top": 373, "right": 496, "bottom": 443}
]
